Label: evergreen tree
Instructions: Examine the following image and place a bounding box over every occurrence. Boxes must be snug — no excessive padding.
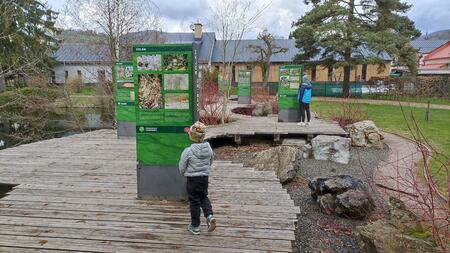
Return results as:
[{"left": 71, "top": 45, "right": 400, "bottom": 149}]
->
[
  {"left": 0, "top": 0, "right": 58, "bottom": 80},
  {"left": 291, "top": 0, "right": 420, "bottom": 97}
]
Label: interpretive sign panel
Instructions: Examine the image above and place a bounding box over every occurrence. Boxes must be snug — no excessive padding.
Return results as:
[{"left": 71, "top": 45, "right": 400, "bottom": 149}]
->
[
  {"left": 237, "top": 70, "right": 251, "bottom": 104},
  {"left": 114, "top": 61, "right": 136, "bottom": 137},
  {"left": 278, "top": 65, "right": 303, "bottom": 122},
  {"left": 133, "top": 44, "right": 196, "bottom": 199}
]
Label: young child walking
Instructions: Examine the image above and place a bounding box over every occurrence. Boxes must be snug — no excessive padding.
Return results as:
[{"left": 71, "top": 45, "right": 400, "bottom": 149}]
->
[{"left": 179, "top": 121, "right": 216, "bottom": 235}]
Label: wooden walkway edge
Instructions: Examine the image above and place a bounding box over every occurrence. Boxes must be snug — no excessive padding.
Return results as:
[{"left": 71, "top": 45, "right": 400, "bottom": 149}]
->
[{"left": 0, "top": 130, "right": 299, "bottom": 252}]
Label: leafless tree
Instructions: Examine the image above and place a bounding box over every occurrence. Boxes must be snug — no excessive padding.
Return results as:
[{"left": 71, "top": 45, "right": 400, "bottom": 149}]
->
[
  {"left": 208, "top": 0, "right": 271, "bottom": 124},
  {"left": 248, "top": 29, "right": 288, "bottom": 88},
  {"left": 63, "top": 0, "right": 162, "bottom": 61}
]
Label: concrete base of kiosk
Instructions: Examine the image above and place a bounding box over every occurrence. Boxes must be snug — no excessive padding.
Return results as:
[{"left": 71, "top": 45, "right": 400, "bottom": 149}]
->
[
  {"left": 137, "top": 164, "right": 187, "bottom": 200},
  {"left": 117, "top": 121, "right": 136, "bottom": 138},
  {"left": 278, "top": 108, "right": 300, "bottom": 122},
  {"left": 238, "top": 96, "right": 251, "bottom": 104}
]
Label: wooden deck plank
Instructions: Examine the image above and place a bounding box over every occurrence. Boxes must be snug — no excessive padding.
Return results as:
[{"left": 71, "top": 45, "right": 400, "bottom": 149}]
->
[{"left": 0, "top": 129, "right": 299, "bottom": 252}]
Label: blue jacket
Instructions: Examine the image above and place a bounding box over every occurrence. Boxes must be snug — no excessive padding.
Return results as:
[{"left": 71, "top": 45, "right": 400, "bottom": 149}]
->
[{"left": 298, "top": 82, "right": 312, "bottom": 104}]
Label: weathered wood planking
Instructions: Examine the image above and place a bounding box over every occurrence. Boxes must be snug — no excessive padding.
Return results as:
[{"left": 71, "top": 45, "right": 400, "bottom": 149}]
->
[
  {"left": 206, "top": 114, "right": 347, "bottom": 140},
  {"left": 0, "top": 130, "right": 299, "bottom": 252}
]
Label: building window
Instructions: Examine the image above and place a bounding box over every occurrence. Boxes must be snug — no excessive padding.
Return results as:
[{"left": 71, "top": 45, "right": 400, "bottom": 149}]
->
[
  {"left": 246, "top": 65, "right": 252, "bottom": 70},
  {"left": 77, "top": 70, "right": 82, "bottom": 79},
  {"left": 214, "top": 65, "right": 219, "bottom": 71},
  {"left": 98, "top": 70, "right": 106, "bottom": 83},
  {"left": 64, "top": 71, "right": 69, "bottom": 83},
  {"left": 361, "top": 64, "right": 367, "bottom": 81},
  {"left": 327, "top": 66, "right": 333, "bottom": 81},
  {"left": 232, "top": 65, "right": 236, "bottom": 84},
  {"left": 50, "top": 71, "right": 56, "bottom": 84},
  {"left": 311, "top": 66, "right": 316, "bottom": 81}
]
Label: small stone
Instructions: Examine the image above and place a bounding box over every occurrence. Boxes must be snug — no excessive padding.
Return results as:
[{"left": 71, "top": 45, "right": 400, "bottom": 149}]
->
[
  {"left": 317, "top": 193, "right": 336, "bottom": 215},
  {"left": 311, "top": 135, "right": 351, "bottom": 164},
  {"left": 252, "top": 103, "right": 272, "bottom": 116}
]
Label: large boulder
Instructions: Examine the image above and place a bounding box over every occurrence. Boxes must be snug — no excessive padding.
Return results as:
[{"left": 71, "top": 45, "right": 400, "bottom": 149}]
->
[
  {"left": 346, "top": 120, "right": 384, "bottom": 149},
  {"left": 252, "top": 103, "right": 272, "bottom": 116},
  {"left": 309, "top": 175, "right": 374, "bottom": 219},
  {"left": 355, "top": 197, "right": 438, "bottom": 253},
  {"left": 311, "top": 135, "right": 351, "bottom": 164},
  {"left": 355, "top": 221, "right": 437, "bottom": 253},
  {"left": 245, "top": 146, "right": 300, "bottom": 184},
  {"left": 309, "top": 175, "right": 364, "bottom": 199}
]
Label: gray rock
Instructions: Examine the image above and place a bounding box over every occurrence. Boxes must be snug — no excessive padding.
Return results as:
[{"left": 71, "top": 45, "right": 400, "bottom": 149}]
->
[
  {"left": 245, "top": 146, "right": 300, "bottom": 184},
  {"left": 317, "top": 193, "right": 336, "bottom": 215},
  {"left": 311, "top": 135, "right": 351, "bottom": 164},
  {"left": 355, "top": 220, "right": 437, "bottom": 253},
  {"left": 302, "top": 143, "right": 313, "bottom": 159},
  {"left": 252, "top": 103, "right": 272, "bottom": 116},
  {"left": 335, "top": 190, "right": 375, "bottom": 219},
  {"left": 346, "top": 120, "right": 384, "bottom": 149},
  {"left": 309, "top": 175, "right": 364, "bottom": 199},
  {"left": 309, "top": 175, "right": 374, "bottom": 219}
]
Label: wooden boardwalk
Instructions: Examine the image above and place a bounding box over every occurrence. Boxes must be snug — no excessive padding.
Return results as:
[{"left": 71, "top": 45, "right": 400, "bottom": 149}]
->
[
  {"left": 206, "top": 113, "right": 347, "bottom": 142},
  {"left": 0, "top": 130, "right": 299, "bottom": 252}
]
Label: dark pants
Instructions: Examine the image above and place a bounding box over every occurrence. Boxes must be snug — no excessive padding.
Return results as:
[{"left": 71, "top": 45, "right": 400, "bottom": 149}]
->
[
  {"left": 299, "top": 102, "right": 311, "bottom": 122},
  {"left": 187, "top": 176, "right": 213, "bottom": 227}
]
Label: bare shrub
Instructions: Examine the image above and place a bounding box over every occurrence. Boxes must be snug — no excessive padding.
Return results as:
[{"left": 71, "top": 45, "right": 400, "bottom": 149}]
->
[
  {"left": 199, "top": 79, "right": 229, "bottom": 125},
  {"left": 26, "top": 75, "right": 49, "bottom": 88},
  {"left": 332, "top": 98, "right": 365, "bottom": 127},
  {"left": 66, "top": 76, "right": 84, "bottom": 93},
  {"left": 375, "top": 111, "right": 449, "bottom": 250}
]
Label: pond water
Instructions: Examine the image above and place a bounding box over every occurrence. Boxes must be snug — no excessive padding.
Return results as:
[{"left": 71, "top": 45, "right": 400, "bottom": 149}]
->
[{"left": 0, "top": 108, "right": 114, "bottom": 150}]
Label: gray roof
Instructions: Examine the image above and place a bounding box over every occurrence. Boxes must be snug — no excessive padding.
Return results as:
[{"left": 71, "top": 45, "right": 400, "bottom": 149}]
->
[
  {"left": 410, "top": 39, "right": 448, "bottom": 54},
  {"left": 54, "top": 43, "right": 111, "bottom": 63},
  {"left": 55, "top": 31, "right": 216, "bottom": 64},
  {"left": 54, "top": 34, "right": 391, "bottom": 64},
  {"left": 210, "top": 39, "right": 391, "bottom": 63}
]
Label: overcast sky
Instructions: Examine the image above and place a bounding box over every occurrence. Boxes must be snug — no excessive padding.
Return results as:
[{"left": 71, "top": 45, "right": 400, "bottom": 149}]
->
[{"left": 46, "top": 0, "right": 450, "bottom": 38}]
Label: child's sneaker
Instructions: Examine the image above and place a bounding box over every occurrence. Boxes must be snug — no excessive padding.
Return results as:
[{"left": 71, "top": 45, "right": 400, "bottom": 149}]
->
[
  {"left": 297, "top": 122, "right": 305, "bottom": 126},
  {"left": 305, "top": 122, "right": 310, "bottom": 126},
  {"left": 187, "top": 224, "right": 200, "bottom": 235},
  {"left": 206, "top": 215, "right": 216, "bottom": 232}
]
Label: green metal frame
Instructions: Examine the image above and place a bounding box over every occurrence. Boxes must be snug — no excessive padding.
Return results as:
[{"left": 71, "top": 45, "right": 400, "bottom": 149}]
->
[
  {"left": 132, "top": 44, "right": 194, "bottom": 165},
  {"left": 237, "top": 70, "right": 252, "bottom": 97},
  {"left": 278, "top": 65, "right": 304, "bottom": 109}
]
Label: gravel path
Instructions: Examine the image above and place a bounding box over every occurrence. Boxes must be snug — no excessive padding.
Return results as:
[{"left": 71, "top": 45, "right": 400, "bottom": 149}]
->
[
  {"left": 212, "top": 142, "right": 390, "bottom": 253},
  {"left": 288, "top": 146, "right": 390, "bottom": 253}
]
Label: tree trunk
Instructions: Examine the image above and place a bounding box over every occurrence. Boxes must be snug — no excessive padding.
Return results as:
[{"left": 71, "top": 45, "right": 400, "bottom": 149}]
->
[
  {"left": 343, "top": 0, "right": 355, "bottom": 98},
  {"left": 0, "top": 75, "right": 5, "bottom": 92},
  {"left": 343, "top": 61, "right": 351, "bottom": 98}
]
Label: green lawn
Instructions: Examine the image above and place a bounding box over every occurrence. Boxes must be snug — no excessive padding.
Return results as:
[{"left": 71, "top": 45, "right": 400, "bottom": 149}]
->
[
  {"left": 312, "top": 101, "right": 450, "bottom": 194},
  {"left": 361, "top": 94, "right": 450, "bottom": 106}
]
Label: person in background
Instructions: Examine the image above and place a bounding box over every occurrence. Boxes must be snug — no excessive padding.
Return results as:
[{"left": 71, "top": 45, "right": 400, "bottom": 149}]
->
[
  {"left": 179, "top": 121, "right": 217, "bottom": 235},
  {"left": 297, "top": 75, "right": 313, "bottom": 126}
]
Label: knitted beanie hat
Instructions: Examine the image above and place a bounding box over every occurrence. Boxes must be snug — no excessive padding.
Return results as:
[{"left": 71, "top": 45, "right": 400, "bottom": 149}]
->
[{"left": 188, "top": 121, "right": 206, "bottom": 143}]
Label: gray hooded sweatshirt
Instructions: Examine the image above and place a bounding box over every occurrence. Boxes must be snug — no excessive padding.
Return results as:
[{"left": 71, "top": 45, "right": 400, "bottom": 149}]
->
[{"left": 178, "top": 142, "right": 214, "bottom": 177}]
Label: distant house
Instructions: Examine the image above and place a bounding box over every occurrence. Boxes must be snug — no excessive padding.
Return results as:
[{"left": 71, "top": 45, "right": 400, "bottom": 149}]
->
[
  {"left": 53, "top": 43, "right": 112, "bottom": 85},
  {"left": 417, "top": 41, "right": 450, "bottom": 75},
  {"left": 211, "top": 39, "right": 391, "bottom": 83},
  {"left": 53, "top": 24, "right": 392, "bottom": 85}
]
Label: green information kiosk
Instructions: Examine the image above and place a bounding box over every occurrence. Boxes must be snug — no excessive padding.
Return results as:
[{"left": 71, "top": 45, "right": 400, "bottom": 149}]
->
[
  {"left": 278, "top": 65, "right": 303, "bottom": 122},
  {"left": 237, "top": 70, "right": 251, "bottom": 104},
  {"left": 133, "top": 44, "right": 198, "bottom": 199},
  {"left": 114, "top": 61, "right": 136, "bottom": 137}
]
